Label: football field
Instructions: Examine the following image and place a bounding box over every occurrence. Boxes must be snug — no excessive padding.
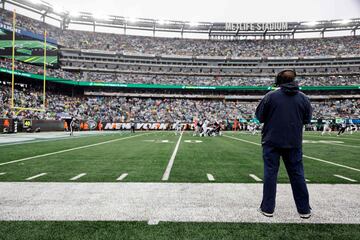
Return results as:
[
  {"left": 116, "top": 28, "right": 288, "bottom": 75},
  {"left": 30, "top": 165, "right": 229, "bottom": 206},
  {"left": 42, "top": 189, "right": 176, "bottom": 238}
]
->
[
  {"left": 0, "top": 131, "right": 359, "bottom": 183},
  {"left": 0, "top": 131, "right": 359, "bottom": 240}
]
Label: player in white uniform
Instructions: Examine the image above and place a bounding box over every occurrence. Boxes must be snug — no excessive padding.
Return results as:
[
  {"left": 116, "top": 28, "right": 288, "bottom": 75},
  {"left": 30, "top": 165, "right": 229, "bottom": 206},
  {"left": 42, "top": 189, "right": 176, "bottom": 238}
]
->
[
  {"left": 200, "top": 120, "right": 210, "bottom": 137},
  {"left": 348, "top": 119, "right": 358, "bottom": 134},
  {"left": 248, "top": 123, "right": 258, "bottom": 135},
  {"left": 174, "top": 120, "right": 182, "bottom": 136},
  {"left": 321, "top": 121, "right": 332, "bottom": 136}
]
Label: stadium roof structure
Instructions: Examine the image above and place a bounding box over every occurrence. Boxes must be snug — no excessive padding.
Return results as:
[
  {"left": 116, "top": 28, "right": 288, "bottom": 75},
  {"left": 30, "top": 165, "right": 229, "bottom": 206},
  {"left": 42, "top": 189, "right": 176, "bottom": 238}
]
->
[{"left": 2, "top": 0, "right": 360, "bottom": 39}]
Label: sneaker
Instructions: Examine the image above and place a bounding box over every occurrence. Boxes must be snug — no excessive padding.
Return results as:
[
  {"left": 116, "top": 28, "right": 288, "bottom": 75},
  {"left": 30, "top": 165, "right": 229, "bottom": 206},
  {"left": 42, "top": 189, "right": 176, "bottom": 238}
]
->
[
  {"left": 258, "top": 208, "right": 274, "bottom": 217},
  {"left": 299, "top": 212, "right": 312, "bottom": 219}
]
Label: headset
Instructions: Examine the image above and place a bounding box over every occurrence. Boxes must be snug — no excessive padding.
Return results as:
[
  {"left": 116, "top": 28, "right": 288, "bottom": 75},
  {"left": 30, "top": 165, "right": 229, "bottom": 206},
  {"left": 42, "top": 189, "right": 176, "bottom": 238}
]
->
[{"left": 274, "top": 69, "right": 297, "bottom": 87}]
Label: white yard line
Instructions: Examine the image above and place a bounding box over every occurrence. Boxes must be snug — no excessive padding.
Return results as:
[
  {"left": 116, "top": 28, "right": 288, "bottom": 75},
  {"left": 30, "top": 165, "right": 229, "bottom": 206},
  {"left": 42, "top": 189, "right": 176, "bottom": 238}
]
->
[
  {"left": 249, "top": 174, "right": 262, "bottom": 182},
  {"left": 320, "top": 142, "right": 360, "bottom": 148},
  {"left": 303, "top": 134, "right": 360, "bottom": 141},
  {"left": 305, "top": 179, "right": 310, "bottom": 182},
  {"left": 0, "top": 172, "right": 6, "bottom": 176},
  {"left": 207, "top": 173, "right": 215, "bottom": 181},
  {"left": 162, "top": 131, "right": 183, "bottom": 181},
  {"left": 333, "top": 174, "right": 357, "bottom": 182},
  {"left": 70, "top": 173, "right": 87, "bottom": 181},
  {"left": 116, "top": 173, "right": 128, "bottom": 181},
  {"left": 25, "top": 173, "right": 47, "bottom": 180},
  {"left": 302, "top": 155, "right": 360, "bottom": 172},
  {"left": 224, "top": 135, "right": 360, "bottom": 172},
  {"left": 224, "top": 135, "right": 261, "bottom": 146},
  {"left": 0, "top": 133, "right": 148, "bottom": 167}
]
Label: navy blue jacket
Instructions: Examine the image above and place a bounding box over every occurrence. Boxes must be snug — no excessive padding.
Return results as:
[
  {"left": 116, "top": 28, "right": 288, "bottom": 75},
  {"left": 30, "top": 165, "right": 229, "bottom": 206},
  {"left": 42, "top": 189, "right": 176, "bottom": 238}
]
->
[{"left": 255, "top": 82, "right": 312, "bottom": 148}]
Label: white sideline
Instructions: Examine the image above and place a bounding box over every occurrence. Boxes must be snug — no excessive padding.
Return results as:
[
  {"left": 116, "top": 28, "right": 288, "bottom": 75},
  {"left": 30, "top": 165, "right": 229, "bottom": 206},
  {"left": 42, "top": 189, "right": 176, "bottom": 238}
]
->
[
  {"left": 224, "top": 135, "right": 360, "bottom": 172},
  {"left": 70, "top": 173, "right": 87, "bottom": 181},
  {"left": 249, "top": 174, "right": 262, "bottom": 182},
  {"left": 1, "top": 182, "right": 359, "bottom": 223},
  {"left": 207, "top": 173, "right": 215, "bottom": 181},
  {"left": 162, "top": 131, "right": 183, "bottom": 181},
  {"left": 0, "top": 133, "right": 148, "bottom": 167},
  {"left": 334, "top": 174, "right": 357, "bottom": 182},
  {"left": 116, "top": 173, "right": 128, "bottom": 181},
  {"left": 25, "top": 173, "right": 47, "bottom": 180}
]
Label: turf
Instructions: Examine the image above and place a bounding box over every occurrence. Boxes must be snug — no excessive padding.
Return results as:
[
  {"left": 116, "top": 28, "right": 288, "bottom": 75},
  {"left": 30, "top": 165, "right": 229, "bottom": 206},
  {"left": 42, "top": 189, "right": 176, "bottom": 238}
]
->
[
  {"left": 0, "top": 221, "right": 359, "bottom": 240},
  {"left": 0, "top": 131, "right": 359, "bottom": 183}
]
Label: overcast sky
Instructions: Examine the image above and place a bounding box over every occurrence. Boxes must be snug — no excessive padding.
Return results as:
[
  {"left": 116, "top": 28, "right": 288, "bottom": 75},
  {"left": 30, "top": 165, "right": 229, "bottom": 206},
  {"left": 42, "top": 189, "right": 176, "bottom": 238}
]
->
[{"left": 42, "top": 0, "right": 360, "bottom": 22}]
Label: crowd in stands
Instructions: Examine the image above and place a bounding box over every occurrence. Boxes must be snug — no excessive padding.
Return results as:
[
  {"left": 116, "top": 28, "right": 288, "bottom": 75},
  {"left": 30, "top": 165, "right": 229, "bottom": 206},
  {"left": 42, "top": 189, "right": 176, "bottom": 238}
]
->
[
  {"left": 1, "top": 9, "right": 360, "bottom": 57},
  {"left": 83, "top": 72, "right": 360, "bottom": 86},
  {"left": 1, "top": 85, "right": 359, "bottom": 122},
  {"left": 1, "top": 58, "right": 359, "bottom": 86},
  {"left": 0, "top": 58, "right": 81, "bottom": 80}
]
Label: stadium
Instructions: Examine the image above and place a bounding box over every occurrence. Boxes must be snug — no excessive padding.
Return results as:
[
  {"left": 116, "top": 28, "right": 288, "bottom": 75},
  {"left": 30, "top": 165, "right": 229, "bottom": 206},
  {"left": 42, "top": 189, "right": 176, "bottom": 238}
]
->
[{"left": 0, "top": 0, "right": 359, "bottom": 239}]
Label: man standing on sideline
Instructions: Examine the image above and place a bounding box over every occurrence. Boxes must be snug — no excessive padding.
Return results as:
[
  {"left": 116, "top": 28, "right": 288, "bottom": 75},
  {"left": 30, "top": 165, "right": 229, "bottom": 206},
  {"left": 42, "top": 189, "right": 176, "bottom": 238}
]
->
[{"left": 255, "top": 70, "right": 312, "bottom": 219}]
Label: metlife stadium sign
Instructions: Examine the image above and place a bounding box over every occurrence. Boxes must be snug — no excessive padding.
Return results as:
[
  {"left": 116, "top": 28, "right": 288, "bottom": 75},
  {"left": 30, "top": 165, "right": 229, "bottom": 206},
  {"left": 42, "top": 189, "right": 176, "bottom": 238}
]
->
[{"left": 225, "top": 22, "right": 288, "bottom": 31}]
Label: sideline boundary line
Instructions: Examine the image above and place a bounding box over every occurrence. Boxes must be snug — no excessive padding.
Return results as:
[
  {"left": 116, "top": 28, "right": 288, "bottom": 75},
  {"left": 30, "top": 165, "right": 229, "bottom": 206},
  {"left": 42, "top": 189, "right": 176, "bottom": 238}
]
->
[
  {"left": 0, "top": 133, "right": 149, "bottom": 166},
  {"left": 224, "top": 135, "right": 360, "bottom": 173},
  {"left": 162, "top": 131, "right": 183, "bottom": 181}
]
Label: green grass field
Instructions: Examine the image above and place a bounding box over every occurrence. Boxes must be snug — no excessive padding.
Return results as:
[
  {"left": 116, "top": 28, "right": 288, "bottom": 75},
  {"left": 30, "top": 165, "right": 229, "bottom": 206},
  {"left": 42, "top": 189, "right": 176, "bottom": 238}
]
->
[
  {"left": 0, "top": 131, "right": 359, "bottom": 183},
  {"left": 0, "top": 221, "right": 359, "bottom": 240},
  {"left": 1, "top": 131, "right": 359, "bottom": 240}
]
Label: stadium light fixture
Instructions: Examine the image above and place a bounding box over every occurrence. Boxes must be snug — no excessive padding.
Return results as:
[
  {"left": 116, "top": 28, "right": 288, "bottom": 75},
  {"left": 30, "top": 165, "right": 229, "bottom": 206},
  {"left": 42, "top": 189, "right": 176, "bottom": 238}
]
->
[
  {"left": 189, "top": 21, "right": 199, "bottom": 27},
  {"left": 127, "top": 17, "right": 138, "bottom": 23},
  {"left": 29, "top": 0, "right": 41, "bottom": 4},
  {"left": 158, "top": 19, "right": 170, "bottom": 25},
  {"left": 51, "top": 3, "right": 65, "bottom": 14},
  {"left": 93, "top": 12, "right": 109, "bottom": 20},
  {"left": 302, "top": 21, "right": 319, "bottom": 26},
  {"left": 335, "top": 19, "right": 351, "bottom": 25},
  {"left": 69, "top": 11, "right": 80, "bottom": 18}
]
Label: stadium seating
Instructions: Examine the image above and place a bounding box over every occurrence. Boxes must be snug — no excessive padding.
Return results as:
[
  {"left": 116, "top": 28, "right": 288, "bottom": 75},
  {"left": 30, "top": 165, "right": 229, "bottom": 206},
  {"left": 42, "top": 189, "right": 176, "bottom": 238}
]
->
[
  {"left": 1, "top": 59, "right": 359, "bottom": 86},
  {"left": 1, "top": 85, "right": 359, "bottom": 122}
]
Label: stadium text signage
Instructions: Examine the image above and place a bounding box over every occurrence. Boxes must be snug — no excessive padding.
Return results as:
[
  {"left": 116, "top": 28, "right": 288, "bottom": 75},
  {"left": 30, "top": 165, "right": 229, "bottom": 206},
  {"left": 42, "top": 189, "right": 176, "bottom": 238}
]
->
[
  {"left": 103, "top": 122, "right": 192, "bottom": 130},
  {"left": 225, "top": 22, "right": 288, "bottom": 31}
]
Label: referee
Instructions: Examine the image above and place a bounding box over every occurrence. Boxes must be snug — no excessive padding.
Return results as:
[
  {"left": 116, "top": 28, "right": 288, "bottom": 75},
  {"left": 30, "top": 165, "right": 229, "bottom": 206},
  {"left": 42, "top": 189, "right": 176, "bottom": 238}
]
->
[{"left": 255, "top": 70, "right": 312, "bottom": 219}]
